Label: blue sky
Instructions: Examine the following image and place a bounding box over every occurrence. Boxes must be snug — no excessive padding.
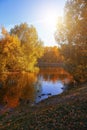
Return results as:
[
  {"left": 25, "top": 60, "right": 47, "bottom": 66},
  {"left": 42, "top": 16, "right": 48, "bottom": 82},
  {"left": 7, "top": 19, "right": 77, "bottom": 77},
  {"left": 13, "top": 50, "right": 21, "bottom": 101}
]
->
[{"left": 0, "top": 0, "right": 66, "bottom": 46}]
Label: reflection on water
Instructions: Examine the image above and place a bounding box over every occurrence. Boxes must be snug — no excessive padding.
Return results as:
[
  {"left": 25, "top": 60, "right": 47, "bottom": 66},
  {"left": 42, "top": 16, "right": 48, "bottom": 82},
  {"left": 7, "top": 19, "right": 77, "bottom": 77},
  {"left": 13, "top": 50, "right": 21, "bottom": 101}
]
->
[
  {"left": 35, "top": 80, "right": 64, "bottom": 103},
  {"left": 35, "top": 67, "right": 73, "bottom": 103},
  {"left": 0, "top": 67, "right": 73, "bottom": 113},
  {"left": 0, "top": 72, "right": 37, "bottom": 113}
]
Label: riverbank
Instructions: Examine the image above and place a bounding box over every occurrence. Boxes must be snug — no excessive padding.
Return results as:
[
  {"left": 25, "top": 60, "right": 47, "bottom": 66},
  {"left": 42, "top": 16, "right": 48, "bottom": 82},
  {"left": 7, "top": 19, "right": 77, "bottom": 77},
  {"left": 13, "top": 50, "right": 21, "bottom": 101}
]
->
[{"left": 0, "top": 83, "right": 87, "bottom": 130}]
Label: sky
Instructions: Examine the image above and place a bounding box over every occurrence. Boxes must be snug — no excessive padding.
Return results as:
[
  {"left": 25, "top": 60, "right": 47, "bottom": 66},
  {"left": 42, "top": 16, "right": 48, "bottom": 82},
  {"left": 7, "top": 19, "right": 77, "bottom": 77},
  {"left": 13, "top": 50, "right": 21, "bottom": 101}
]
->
[{"left": 0, "top": 0, "right": 66, "bottom": 46}]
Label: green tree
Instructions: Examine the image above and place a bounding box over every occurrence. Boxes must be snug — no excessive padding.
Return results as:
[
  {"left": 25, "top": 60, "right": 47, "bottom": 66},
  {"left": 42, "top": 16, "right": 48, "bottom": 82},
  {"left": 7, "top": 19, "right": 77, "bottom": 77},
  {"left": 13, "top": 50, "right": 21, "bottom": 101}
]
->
[
  {"left": 10, "top": 23, "right": 43, "bottom": 72},
  {"left": 55, "top": 0, "right": 87, "bottom": 82}
]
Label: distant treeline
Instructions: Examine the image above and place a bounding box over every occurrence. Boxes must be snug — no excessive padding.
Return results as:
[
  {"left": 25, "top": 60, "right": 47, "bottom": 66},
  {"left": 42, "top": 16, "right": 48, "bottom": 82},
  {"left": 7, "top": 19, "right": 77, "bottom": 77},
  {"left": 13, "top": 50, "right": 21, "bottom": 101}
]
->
[{"left": 38, "top": 46, "right": 64, "bottom": 67}]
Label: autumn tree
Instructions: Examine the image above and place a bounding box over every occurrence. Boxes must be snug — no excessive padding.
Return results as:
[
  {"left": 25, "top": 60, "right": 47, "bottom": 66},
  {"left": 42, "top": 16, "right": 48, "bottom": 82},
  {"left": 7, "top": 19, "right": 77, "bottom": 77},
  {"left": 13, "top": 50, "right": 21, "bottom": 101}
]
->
[
  {"left": 38, "top": 46, "right": 64, "bottom": 64},
  {"left": 0, "top": 28, "right": 25, "bottom": 72},
  {"left": 55, "top": 0, "right": 87, "bottom": 82},
  {"left": 10, "top": 23, "right": 44, "bottom": 72}
]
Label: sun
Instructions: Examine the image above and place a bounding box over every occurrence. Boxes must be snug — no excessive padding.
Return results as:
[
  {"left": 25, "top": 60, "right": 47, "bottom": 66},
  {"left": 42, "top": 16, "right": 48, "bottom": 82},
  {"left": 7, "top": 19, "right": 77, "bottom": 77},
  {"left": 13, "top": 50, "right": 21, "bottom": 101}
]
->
[{"left": 42, "top": 10, "right": 58, "bottom": 30}]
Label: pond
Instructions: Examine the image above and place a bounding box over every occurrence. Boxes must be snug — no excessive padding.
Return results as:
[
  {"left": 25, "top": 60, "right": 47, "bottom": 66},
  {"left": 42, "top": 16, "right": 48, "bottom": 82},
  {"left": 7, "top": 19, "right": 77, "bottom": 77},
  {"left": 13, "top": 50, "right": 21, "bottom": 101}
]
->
[{"left": 0, "top": 67, "right": 73, "bottom": 112}]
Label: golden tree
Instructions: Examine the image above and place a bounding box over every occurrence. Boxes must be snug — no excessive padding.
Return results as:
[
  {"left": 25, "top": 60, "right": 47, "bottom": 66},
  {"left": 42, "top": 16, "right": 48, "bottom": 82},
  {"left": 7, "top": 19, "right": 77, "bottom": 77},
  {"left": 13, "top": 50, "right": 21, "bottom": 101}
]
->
[{"left": 55, "top": 0, "right": 87, "bottom": 82}]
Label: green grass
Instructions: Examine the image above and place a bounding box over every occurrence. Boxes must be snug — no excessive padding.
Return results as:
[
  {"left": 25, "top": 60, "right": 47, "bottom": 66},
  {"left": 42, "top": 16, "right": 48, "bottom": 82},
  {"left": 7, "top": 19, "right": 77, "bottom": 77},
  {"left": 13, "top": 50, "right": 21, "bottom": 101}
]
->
[{"left": 0, "top": 83, "right": 87, "bottom": 130}]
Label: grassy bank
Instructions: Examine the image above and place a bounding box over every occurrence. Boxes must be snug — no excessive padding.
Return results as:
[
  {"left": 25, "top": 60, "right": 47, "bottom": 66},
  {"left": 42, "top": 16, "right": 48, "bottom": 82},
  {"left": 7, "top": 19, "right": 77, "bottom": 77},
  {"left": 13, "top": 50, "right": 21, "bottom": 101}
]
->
[{"left": 0, "top": 83, "right": 87, "bottom": 130}]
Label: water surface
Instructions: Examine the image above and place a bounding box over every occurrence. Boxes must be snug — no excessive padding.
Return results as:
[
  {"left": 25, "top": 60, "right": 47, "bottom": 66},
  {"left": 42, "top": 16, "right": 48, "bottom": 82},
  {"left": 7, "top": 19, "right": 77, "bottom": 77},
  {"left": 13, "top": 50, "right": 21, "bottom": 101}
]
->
[{"left": 0, "top": 67, "right": 73, "bottom": 112}]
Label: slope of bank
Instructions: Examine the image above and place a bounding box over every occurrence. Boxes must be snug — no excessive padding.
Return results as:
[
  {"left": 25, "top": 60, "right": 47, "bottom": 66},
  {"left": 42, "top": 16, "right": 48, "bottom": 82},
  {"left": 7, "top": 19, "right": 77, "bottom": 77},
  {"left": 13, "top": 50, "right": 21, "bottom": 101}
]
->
[{"left": 0, "top": 83, "right": 87, "bottom": 130}]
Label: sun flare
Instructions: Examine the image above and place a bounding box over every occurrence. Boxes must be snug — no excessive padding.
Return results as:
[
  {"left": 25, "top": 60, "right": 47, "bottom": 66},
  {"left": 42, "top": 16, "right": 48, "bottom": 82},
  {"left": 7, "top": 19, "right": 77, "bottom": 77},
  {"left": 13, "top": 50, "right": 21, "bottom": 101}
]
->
[{"left": 42, "top": 10, "right": 58, "bottom": 29}]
